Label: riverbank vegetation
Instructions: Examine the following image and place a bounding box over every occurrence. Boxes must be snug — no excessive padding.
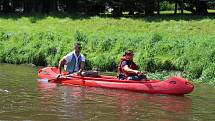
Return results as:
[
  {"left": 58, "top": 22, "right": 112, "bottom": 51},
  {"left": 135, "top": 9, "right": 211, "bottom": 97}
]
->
[{"left": 0, "top": 14, "right": 214, "bottom": 84}]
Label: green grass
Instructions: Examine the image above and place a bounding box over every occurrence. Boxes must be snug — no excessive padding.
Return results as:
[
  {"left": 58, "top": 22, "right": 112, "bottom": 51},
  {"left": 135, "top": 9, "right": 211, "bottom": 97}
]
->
[
  {"left": 208, "top": 9, "right": 215, "bottom": 13},
  {"left": 0, "top": 14, "right": 215, "bottom": 84}
]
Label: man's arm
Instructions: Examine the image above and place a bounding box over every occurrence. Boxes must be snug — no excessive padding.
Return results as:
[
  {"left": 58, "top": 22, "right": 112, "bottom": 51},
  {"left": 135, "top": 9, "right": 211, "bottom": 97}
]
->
[
  {"left": 123, "top": 65, "right": 140, "bottom": 74},
  {"left": 77, "top": 61, "right": 85, "bottom": 75},
  {"left": 58, "top": 59, "right": 67, "bottom": 74},
  {"left": 121, "top": 60, "right": 140, "bottom": 74}
]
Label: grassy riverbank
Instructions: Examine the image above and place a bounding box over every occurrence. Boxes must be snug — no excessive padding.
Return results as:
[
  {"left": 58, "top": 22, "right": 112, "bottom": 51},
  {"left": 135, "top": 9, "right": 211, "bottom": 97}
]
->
[{"left": 0, "top": 14, "right": 215, "bottom": 84}]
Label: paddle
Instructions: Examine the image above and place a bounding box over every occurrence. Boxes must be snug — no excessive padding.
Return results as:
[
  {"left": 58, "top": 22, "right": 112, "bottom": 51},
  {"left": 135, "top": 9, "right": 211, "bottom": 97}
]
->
[
  {"left": 39, "top": 69, "right": 150, "bottom": 84},
  {"left": 51, "top": 74, "right": 72, "bottom": 81},
  {"left": 37, "top": 74, "right": 71, "bottom": 83}
]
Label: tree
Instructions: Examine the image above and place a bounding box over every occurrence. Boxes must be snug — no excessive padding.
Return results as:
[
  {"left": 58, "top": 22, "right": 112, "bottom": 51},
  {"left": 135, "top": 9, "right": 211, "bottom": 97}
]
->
[
  {"left": 195, "top": 0, "right": 208, "bottom": 15},
  {"left": 0, "top": 0, "right": 211, "bottom": 15}
]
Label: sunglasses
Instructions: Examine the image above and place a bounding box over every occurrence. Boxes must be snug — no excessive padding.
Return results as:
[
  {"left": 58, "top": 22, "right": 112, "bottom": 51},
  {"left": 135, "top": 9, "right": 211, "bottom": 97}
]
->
[
  {"left": 127, "top": 53, "right": 134, "bottom": 56},
  {"left": 77, "top": 46, "right": 82, "bottom": 49}
]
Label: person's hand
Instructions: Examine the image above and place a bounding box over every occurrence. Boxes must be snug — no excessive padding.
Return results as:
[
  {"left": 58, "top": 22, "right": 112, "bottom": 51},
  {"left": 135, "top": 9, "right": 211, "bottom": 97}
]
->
[
  {"left": 135, "top": 71, "right": 144, "bottom": 76},
  {"left": 134, "top": 70, "right": 140, "bottom": 74},
  {"left": 57, "top": 74, "right": 62, "bottom": 79},
  {"left": 75, "top": 71, "right": 83, "bottom": 76},
  {"left": 138, "top": 72, "right": 143, "bottom": 76}
]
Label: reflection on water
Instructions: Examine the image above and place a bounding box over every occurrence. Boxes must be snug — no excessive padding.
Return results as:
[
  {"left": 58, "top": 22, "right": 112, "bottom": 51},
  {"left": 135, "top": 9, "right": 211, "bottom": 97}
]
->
[
  {"left": 37, "top": 80, "right": 193, "bottom": 121},
  {"left": 1, "top": 63, "right": 215, "bottom": 121}
]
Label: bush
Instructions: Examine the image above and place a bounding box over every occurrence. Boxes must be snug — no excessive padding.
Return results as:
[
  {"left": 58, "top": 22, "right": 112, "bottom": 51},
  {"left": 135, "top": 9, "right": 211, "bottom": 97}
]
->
[
  {"left": 200, "top": 63, "right": 215, "bottom": 83},
  {"left": 0, "top": 15, "right": 214, "bottom": 83},
  {"left": 160, "top": 1, "right": 175, "bottom": 11}
]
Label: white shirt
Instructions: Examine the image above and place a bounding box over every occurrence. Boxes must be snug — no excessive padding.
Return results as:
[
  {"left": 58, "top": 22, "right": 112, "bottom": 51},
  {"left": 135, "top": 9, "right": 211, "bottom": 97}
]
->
[{"left": 63, "top": 51, "right": 85, "bottom": 72}]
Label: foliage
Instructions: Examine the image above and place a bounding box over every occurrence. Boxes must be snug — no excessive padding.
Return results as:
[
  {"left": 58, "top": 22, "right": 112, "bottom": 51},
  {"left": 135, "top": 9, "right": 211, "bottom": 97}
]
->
[
  {"left": 0, "top": 15, "right": 215, "bottom": 83},
  {"left": 0, "top": 0, "right": 211, "bottom": 15},
  {"left": 160, "top": 1, "right": 175, "bottom": 11}
]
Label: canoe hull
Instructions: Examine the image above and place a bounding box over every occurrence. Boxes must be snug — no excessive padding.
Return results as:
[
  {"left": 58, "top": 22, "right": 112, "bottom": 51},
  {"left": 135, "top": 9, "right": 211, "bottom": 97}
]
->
[{"left": 38, "top": 67, "right": 194, "bottom": 95}]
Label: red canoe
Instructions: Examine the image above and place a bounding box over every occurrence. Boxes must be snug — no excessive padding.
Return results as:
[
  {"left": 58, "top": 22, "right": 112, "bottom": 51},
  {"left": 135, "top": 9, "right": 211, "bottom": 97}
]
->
[{"left": 38, "top": 67, "right": 194, "bottom": 95}]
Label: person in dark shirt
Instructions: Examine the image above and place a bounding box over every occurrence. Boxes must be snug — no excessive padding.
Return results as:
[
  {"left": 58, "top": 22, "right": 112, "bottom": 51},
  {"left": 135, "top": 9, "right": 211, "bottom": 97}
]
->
[{"left": 118, "top": 50, "right": 147, "bottom": 81}]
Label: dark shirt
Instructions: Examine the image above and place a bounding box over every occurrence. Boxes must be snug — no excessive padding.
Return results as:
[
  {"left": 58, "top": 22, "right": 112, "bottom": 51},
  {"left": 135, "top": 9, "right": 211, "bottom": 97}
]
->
[{"left": 121, "top": 60, "right": 138, "bottom": 77}]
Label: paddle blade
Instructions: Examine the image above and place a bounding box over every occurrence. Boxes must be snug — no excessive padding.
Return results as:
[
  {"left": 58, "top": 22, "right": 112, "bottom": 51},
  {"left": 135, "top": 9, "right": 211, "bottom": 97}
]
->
[{"left": 37, "top": 78, "right": 49, "bottom": 84}]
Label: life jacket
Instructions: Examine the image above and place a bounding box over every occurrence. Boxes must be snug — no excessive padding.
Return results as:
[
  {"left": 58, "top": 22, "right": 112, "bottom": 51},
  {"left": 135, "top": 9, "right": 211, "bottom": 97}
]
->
[
  {"left": 64, "top": 53, "right": 82, "bottom": 74},
  {"left": 117, "top": 56, "right": 138, "bottom": 79}
]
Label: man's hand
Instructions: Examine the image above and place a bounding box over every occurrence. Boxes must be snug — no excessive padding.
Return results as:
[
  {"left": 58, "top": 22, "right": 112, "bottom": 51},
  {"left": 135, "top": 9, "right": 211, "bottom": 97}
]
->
[
  {"left": 77, "top": 71, "right": 84, "bottom": 76},
  {"left": 76, "top": 71, "right": 81, "bottom": 76},
  {"left": 72, "top": 70, "right": 83, "bottom": 76},
  {"left": 134, "top": 70, "right": 141, "bottom": 74},
  {"left": 57, "top": 74, "right": 62, "bottom": 79},
  {"left": 135, "top": 71, "right": 145, "bottom": 76}
]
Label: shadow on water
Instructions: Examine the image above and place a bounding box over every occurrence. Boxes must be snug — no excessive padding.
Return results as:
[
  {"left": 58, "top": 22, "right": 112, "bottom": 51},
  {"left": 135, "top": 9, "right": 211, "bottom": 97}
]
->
[
  {"left": 37, "top": 80, "right": 193, "bottom": 121},
  {"left": 0, "top": 12, "right": 214, "bottom": 23}
]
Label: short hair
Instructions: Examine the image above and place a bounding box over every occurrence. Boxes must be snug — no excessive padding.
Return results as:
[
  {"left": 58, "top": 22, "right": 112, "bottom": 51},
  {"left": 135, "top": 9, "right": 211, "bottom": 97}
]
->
[
  {"left": 74, "top": 42, "right": 81, "bottom": 47},
  {"left": 124, "top": 50, "right": 133, "bottom": 56}
]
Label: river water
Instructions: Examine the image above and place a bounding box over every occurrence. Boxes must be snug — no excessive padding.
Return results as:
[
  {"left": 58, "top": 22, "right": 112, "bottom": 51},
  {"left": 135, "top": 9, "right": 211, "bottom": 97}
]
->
[{"left": 0, "top": 63, "right": 215, "bottom": 121}]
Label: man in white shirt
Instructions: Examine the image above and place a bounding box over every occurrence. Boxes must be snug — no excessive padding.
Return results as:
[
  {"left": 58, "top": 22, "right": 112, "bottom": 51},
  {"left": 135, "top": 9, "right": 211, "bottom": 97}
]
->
[
  {"left": 58, "top": 42, "right": 85, "bottom": 75},
  {"left": 58, "top": 42, "right": 98, "bottom": 77}
]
